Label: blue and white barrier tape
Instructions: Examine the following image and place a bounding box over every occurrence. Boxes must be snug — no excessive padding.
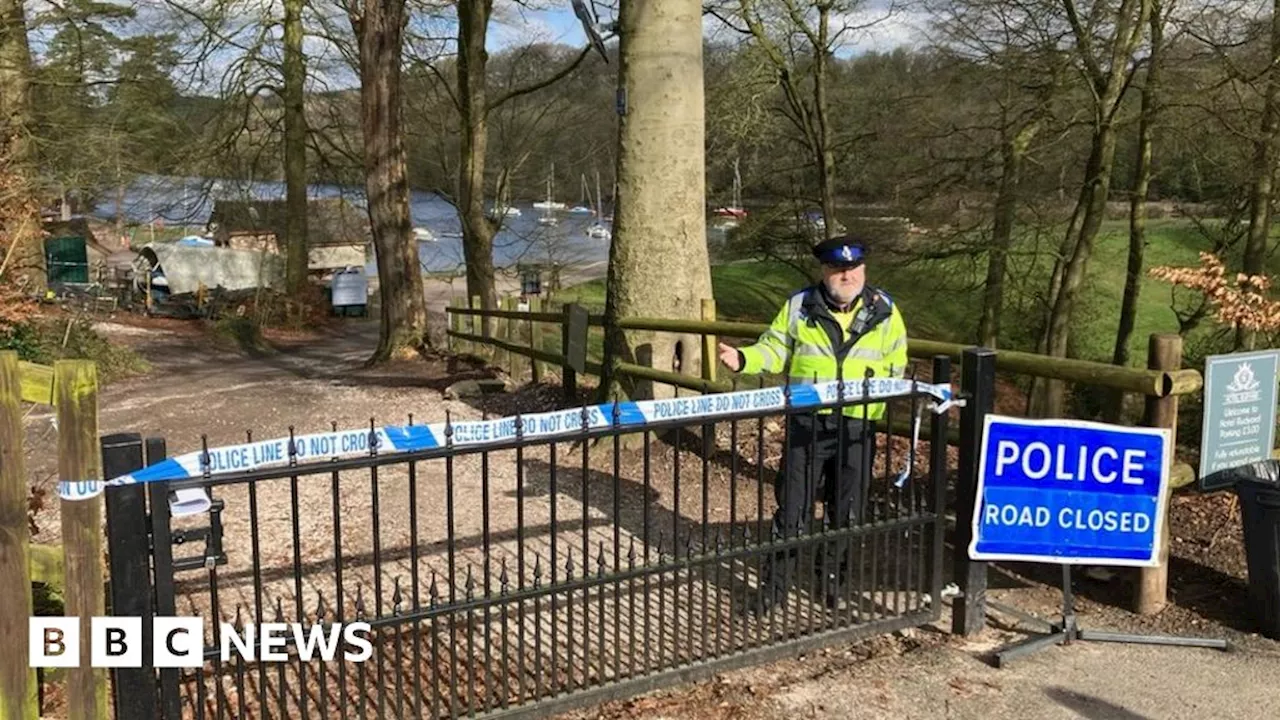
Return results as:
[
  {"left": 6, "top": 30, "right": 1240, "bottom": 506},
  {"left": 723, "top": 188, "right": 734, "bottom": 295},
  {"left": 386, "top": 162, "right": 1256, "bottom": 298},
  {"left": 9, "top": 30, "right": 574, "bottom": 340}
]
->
[{"left": 104, "top": 378, "right": 952, "bottom": 487}]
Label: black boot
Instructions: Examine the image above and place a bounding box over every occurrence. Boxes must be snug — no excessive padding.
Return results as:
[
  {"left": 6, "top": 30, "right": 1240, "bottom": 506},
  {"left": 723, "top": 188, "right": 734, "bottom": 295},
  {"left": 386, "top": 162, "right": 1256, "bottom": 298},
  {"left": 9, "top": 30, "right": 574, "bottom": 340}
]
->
[
  {"left": 748, "top": 551, "right": 794, "bottom": 617},
  {"left": 818, "top": 538, "right": 850, "bottom": 609}
]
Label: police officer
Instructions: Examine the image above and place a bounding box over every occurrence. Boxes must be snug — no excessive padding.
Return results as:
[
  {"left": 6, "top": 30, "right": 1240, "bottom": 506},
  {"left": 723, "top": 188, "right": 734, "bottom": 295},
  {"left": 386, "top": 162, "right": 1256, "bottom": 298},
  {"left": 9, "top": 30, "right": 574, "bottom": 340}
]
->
[{"left": 718, "top": 234, "right": 909, "bottom": 613}]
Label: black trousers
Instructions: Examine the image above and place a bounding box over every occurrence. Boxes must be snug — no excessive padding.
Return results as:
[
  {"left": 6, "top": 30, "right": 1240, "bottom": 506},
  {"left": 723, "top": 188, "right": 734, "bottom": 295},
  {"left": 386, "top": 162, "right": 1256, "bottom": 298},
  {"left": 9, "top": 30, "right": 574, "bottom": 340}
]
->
[{"left": 765, "top": 412, "right": 876, "bottom": 594}]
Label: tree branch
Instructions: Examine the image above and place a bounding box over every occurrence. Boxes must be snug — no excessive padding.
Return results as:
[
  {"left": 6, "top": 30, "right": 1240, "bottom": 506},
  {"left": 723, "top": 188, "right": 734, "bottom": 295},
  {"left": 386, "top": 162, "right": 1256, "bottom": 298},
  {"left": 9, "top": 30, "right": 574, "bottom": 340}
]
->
[{"left": 486, "top": 44, "right": 593, "bottom": 112}]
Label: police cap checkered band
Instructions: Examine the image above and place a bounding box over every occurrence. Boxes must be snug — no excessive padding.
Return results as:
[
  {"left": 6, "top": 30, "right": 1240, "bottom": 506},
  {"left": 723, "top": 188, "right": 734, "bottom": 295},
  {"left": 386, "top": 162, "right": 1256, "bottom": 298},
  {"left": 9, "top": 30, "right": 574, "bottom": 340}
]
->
[{"left": 812, "top": 235, "right": 867, "bottom": 267}]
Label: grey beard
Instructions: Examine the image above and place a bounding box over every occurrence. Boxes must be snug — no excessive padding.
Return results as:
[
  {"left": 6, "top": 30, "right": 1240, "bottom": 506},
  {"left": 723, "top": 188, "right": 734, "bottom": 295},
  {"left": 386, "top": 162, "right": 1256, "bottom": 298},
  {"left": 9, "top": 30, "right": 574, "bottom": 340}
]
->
[{"left": 824, "top": 280, "right": 861, "bottom": 306}]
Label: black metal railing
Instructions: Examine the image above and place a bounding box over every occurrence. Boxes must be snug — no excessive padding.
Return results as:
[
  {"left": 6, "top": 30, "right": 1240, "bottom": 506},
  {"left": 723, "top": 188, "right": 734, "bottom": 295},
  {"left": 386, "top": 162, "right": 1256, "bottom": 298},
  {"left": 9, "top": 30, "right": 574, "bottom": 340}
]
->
[{"left": 106, "top": 358, "right": 954, "bottom": 720}]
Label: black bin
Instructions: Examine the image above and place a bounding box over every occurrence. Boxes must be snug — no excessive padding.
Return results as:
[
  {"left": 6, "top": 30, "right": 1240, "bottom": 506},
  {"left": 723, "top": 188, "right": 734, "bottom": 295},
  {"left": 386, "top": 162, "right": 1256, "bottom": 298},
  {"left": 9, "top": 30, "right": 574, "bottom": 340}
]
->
[{"left": 1204, "top": 459, "right": 1280, "bottom": 639}]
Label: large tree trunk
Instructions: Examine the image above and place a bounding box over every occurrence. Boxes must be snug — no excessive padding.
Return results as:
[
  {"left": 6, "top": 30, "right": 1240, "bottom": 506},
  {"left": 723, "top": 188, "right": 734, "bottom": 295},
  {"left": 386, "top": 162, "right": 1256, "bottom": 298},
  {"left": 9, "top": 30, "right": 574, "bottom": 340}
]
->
[
  {"left": 457, "top": 0, "right": 498, "bottom": 322},
  {"left": 1111, "top": 2, "right": 1164, "bottom": 380},
  {"left": 1105, "top": 4, "right": 1164, "bottom": 422},
  {"left": 1042, "top": 196, "right": 1084, "bottom": 343},
  {"left": 0, "top": 0, "right": 42, "bottom": 291},
  {"left": 1240, "top": 0, "right": 1280, "bottom": 350},
  {"left": 352, "top": 0, "right": 429, "bottom": 361},
  {"left": 1032, "top": 126, "right": 1119, "bottom": 417},
  {"left": 978, "top": 115, "right": 1040, "bottom": 348},
  {"left": 283, "top": 0, "right": 310, "bottom": 296},
  {"left": 602, "top": 0, "right": 714, "bottom": 401}
]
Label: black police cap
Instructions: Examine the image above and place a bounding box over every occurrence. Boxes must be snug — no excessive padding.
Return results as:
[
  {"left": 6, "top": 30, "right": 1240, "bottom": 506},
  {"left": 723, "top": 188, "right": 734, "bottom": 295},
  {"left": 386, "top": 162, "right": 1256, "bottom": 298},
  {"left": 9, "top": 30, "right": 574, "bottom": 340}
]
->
[{"left": 811, "top": 234, "right": 870, "bottom": 268}]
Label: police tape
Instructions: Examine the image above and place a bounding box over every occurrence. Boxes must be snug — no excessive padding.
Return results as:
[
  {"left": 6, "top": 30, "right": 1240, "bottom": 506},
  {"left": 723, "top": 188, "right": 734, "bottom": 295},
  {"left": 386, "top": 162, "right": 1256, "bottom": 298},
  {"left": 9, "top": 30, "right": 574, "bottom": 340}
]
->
[
  {"left": 58, "top": 479, "right": 104, "bottom": 501},
  {"left": 104, "top": 378, "right": 953, "bottom": 487}
]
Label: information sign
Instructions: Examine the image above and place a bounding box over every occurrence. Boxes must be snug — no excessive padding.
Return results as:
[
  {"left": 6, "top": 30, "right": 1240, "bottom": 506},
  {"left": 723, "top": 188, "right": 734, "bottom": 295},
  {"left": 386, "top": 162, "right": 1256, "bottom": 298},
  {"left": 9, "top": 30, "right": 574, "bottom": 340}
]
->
[{"left": 1199, "top": 350, "right": 1279, "bottom": 483}]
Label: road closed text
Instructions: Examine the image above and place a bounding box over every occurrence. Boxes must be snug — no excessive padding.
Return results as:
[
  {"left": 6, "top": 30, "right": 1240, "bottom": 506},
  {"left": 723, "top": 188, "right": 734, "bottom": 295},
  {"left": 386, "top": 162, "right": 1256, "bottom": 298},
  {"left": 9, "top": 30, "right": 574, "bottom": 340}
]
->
[
  {"left": 982, "top": 503, "right": 1152, "bottom": 534},
  {"left": 970, "top": 416, "right": 1169, "bottom": 565}
]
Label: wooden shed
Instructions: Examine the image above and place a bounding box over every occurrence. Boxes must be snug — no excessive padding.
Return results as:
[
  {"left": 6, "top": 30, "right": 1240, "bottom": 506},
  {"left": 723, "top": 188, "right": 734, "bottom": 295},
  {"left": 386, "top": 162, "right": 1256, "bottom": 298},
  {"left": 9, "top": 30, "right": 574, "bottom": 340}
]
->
[
  {"left": 41, "top": 218, "right": 117, "bottom": 284},
  {"left": 207, "top": 198, "right": 372, "bottom": 271}
]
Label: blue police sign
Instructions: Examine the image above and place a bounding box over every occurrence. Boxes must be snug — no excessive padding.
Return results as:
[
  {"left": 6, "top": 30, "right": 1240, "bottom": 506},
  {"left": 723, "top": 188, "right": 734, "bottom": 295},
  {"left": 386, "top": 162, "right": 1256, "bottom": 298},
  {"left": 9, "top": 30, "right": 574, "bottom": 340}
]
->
[{"left": 969, "top": 415, "right": 1171, "bottom": 567}]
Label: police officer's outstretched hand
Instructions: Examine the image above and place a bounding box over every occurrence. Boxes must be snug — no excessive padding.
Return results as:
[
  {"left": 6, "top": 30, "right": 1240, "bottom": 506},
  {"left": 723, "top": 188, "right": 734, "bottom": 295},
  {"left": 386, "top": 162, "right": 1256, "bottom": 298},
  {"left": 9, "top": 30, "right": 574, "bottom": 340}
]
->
[{"left": 718, "top": 342, "right": 742, "bottom": 372}]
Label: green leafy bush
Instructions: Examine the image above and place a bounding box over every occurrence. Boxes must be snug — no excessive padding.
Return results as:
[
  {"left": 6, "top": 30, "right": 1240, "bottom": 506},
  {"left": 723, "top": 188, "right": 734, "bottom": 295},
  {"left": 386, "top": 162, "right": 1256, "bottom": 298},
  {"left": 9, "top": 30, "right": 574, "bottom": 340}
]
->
[{"left": 0, "top": 315, "right": 149, "bottom": 383}]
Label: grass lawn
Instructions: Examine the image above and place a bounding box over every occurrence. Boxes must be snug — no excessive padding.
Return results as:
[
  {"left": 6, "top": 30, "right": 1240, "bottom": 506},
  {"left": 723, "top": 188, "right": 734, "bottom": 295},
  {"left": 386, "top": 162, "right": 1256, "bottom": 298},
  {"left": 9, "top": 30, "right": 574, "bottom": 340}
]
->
[
  {"left": 873, "top": 217, "right": 1219, "bottom": 366},
  {"left": 557, "top": 217, "right": 1256, "bottom": 369},
  {"left": 555, "top": 261, "right": 809, "bottom": 319}
]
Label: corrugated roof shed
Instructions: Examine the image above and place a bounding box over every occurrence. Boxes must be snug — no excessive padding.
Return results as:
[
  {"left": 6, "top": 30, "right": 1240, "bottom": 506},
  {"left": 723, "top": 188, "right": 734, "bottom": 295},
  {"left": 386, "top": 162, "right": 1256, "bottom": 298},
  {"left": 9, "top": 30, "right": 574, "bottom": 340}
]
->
[{"left": 139, "top": 243, "right": 283, "bottom": 295}]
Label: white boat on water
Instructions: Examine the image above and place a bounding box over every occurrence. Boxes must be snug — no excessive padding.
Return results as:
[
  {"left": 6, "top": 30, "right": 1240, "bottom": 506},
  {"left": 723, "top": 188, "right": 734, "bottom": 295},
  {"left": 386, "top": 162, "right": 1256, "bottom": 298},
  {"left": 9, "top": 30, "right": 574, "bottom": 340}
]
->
[
  {"left": 569, "top": 175, "right": 595, "bottom": 214},
  {"left": 586, "top": 170, "right": 611, "bottom": 239},
  {"left": 535, "top": 163, "right": 565, "bottom": 219},
  {"left": 413, "top": 227, "right": 437, "bottom": 242}
]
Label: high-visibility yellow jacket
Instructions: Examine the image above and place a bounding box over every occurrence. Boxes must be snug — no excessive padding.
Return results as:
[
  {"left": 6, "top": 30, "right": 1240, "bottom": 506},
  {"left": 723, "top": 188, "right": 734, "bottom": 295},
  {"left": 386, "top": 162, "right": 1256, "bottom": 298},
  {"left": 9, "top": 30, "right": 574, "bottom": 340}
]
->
[{"left": 738, "top": 284, "right": 909, "bottom": 420}]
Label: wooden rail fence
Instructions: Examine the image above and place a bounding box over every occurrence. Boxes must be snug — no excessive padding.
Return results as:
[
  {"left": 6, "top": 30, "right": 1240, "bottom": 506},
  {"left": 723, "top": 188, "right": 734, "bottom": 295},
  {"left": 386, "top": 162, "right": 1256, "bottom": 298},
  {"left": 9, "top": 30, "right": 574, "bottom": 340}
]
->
[{"left": 444, "top": 297, "right": 1250, "bottom": 617}]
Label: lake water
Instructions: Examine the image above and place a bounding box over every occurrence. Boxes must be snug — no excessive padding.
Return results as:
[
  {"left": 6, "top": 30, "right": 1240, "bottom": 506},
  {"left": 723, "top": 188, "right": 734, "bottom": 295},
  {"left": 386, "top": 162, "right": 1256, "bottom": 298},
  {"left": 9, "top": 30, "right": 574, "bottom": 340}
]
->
[{"left": 89, "top": 174, "right": 613, "bottom": 274}]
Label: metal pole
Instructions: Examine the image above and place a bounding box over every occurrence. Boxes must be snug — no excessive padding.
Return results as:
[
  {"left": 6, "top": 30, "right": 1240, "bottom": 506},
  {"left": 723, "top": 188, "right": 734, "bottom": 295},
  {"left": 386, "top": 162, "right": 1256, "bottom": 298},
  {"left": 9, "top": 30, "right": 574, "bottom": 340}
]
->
[
  {"left": 951, "top": 347, "right": 996, "bottom": 636},
  {"left": 102, "top": 433, "right": 156, "bottom": 719}
]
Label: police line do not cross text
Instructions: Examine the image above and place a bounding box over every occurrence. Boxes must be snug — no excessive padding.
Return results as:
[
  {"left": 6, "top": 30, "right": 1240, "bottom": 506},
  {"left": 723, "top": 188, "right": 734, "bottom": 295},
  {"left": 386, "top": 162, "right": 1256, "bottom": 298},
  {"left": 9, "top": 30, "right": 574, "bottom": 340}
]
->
[{"left": 969, "top": 415, "right": 1172, "bottom": 567}]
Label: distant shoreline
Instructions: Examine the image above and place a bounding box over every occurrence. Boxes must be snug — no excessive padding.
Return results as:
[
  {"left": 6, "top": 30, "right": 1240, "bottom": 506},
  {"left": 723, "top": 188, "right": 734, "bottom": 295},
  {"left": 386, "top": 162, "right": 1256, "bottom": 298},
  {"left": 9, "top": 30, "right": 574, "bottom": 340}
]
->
[{"left": 418, "top": 260, "right": 609, "bottom": 313}]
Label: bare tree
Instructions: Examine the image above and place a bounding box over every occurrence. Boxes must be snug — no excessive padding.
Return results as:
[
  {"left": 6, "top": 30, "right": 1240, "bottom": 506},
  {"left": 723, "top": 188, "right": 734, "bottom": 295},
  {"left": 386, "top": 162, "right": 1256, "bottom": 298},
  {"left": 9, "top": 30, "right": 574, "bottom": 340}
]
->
[
  {"left": 713, "top": 0, "right": 891, "bottom": 238},
  {"left": 0, "top": 0, "right": 42, "bottom": 292},
  {"left": 1112, "top": 0, "right": 1169, "bottom": 370},
  {"left": 926, "top": 0, "right": 1077, "bottom": 348},
  {"left": 283, "top": 0, "right": 310, "bottom": 295},
  {"left": 451, "top": 0, "right": 594, "bottom": 322},
  {"left": 1240, "top": 0, "right": 1280, "bottom": 349},
  {"left": 348, "top": 0, "right": 430, "bottom": 360},
  {"left": 1032, "top": 0, "right": 1153, "bottom": 417}
]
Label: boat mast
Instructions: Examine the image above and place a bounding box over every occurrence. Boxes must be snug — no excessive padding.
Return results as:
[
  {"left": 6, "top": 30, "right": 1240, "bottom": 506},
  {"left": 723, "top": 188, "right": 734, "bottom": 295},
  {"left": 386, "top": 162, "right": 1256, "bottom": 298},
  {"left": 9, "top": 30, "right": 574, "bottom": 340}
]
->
[
  {"left": 595, "top": 171, "right": 603, "bottom": 218},
  {"left": 733, "top": 157, "right": 742, "bottom": 210}
]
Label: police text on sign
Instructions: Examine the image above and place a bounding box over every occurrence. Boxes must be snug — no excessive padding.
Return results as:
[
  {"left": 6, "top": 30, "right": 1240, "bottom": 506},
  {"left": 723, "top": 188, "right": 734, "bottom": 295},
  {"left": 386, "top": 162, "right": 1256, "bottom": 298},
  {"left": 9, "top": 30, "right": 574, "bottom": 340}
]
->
[{"left": 968, "top": 416, "right": 1171, "bottom": 567}]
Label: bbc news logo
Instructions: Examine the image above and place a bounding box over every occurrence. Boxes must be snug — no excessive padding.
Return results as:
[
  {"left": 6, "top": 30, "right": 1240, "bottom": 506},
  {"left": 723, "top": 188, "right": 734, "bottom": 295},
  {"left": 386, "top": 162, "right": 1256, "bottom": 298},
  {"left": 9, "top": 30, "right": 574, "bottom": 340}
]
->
[{"left": 30, "top": 617, "right": 374, "bottom": 668}]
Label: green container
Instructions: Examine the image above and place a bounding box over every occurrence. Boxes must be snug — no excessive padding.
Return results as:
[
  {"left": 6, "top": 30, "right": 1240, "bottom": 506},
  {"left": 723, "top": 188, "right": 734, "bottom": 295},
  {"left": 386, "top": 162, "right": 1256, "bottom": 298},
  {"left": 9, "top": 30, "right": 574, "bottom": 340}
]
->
[{"left": 44, "top": 235, "right": 89, "bottom": 284}]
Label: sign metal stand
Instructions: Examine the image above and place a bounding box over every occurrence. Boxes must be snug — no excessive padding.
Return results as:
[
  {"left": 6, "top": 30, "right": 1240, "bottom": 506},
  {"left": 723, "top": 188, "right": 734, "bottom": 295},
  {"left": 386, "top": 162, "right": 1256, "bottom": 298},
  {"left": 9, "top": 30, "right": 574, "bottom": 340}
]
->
[
  {"left": 970, "top": 415, "right": 1233, "bottom": 666},
  {"left": 988, "top": 566, "right": 1229, "bottom": 668}
]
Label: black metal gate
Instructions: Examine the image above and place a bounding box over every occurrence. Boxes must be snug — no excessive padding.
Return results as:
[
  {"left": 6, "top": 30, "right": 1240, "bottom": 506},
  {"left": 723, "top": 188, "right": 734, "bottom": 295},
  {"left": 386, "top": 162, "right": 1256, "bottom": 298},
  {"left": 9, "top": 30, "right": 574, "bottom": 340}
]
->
[{"left": 105, "top": 358, "right": 954, "bottom": 720}]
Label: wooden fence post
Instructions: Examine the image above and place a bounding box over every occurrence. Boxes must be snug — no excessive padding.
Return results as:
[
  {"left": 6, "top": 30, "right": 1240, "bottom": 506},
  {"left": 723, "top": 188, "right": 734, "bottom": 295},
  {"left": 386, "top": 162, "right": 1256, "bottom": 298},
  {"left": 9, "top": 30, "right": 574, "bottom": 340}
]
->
[
  {"left": 494, "top": 296, "right": 509, "bottom": 371},
  {"left": 56, "top": 360, "right": 107, "bottom": 720},
  {"left": 0, "top": 351, "right": 37, "bottom": 720},
  {"left": 562, "top": 303, "right": 577, "bottom": 402},
  {"left": 503, "top": 297, "right": 518, "bottom": 380},
  {"left": 447, "top": 296, "right": 459, "bottom": 354},
  {"left": 1137, "top": 333, "right": 1181, "bottom": 615},
  {"left": 469, "top": 295, "right": 482, "bottom": 357},
  {"left": 530, "top": 297, "right": 545, "bottom": 383},
  {"left": 701, "top": 298, "right": 717, "bottom": 385}
]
